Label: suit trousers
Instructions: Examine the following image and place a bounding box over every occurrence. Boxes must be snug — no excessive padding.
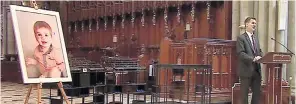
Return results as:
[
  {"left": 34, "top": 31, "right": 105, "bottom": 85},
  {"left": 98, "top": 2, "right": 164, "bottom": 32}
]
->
[{"left": 240, "top": 70, "right": 261, "bottom": 104}]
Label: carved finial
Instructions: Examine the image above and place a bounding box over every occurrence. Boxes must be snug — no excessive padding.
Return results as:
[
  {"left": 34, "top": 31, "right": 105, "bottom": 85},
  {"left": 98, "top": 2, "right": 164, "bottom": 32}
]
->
[{"left": 30, "top": 0, "right": 39, "bottom": 10}]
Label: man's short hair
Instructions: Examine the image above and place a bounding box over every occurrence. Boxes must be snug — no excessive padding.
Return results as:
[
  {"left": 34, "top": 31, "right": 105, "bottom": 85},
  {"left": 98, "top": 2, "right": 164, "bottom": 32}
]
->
[{"left": 244, "top": 17, "right": 256, "bottom": 25}]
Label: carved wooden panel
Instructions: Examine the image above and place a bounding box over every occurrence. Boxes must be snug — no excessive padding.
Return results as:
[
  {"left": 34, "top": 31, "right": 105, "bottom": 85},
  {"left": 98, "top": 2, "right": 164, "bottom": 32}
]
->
[
  {"left": 64, "top": 1, "right": 232, "bottom": 48},
  {"left": 97, "top": 1, "right": 104, "bottom": 17},
  {"left": 158, "top": 38, "right": 236, "bottom": 92},
  {"left": 197, "top": 3, "right": 210, "bottom": 38},
  {"left": 114, "top": 1, "right": 123, "bottom": 15},
  {"left": 67, "top": 2, "right": 75, "bottom": 22}
]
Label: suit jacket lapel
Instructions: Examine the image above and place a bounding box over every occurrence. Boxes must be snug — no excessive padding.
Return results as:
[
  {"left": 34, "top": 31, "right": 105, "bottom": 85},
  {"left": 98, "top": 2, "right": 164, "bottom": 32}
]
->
[{"left": 243, "top": 32, "right": 255, "bottom": 54}]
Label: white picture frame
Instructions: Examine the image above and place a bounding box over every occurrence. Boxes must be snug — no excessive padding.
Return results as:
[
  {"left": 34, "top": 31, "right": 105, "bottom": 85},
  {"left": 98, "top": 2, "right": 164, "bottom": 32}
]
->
[{"left": 10, "top": 5, "right": 72, "bottom": 83}]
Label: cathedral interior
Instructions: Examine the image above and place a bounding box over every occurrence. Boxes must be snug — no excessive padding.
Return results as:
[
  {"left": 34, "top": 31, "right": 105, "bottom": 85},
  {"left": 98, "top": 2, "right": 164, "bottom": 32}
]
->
[{"left": 1, "top": 1, "right": 296, "bottom": 104}]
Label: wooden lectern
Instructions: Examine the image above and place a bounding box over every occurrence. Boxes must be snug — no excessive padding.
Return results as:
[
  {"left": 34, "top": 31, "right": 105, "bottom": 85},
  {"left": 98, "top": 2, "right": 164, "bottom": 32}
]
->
[{"left": 257, "top": 52, "right": 292, "bottom": 104}]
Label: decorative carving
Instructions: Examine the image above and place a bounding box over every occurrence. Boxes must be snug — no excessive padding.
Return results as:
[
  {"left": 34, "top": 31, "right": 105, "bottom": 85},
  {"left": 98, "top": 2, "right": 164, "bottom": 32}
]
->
[
  {"left": 213, "top": 47, "right": 221, "bottom": 55},
  {"left": 114, "top": 1, "right": 123, "bottom": 4},
  {"left": 164, "top": 7, "right": 169, "bottom": 36},
  {"left": 112, "top": 15, "right": 116, "bottom": 30},
  {"left": 205, "top": 45, "right": 211, "bottom": 55},
  {"left": 121, "top": 2, "right": 125, "bottom": 29},
  {"left": 152, "top": 9, "right": 156, "bottom": 26},
  {"left": 206, "top": 1, "right": 211, "bottom": 20},
  {"left": 89, "top": 1, "right": 97, "bottom": 8},
  {"left": 131, "top": 33, "right": 137, "bottom": 43},
  {"left": 152, "top": 1, "right": 156, "bottom": 26},
  {"left": 140, "top": 44, "right": 146, "bottom": 54},
  {"left": 131, "top": 2, "right": 135, "bottom": 28},
  {"left": 30, "top": 0, "right": 39, "bottom": 10},
  {"left": 177, "top": 55, "right": 182, "bottom": 64},
  {"left": 196, "top": 45, "right": 204, "bottom": 55},
  {"left": 68, "top": 23, "right": 71, "bottom": 34},
  {"left": 74, "top": 21, "right": 77, "bottom": 32},
  {"left": 89, "top": 19, "right": 92, "bottom": 31},
  {"left": 141, "top": 8, "right": 145, "bottom": 26},
  {"left": 113, "top": 35, "right": 117, "bottom": 43},
  {"left": 104, "top": 16, "right": 108, "bottom": 30},
  {"left": 177, "top": 4, "right": 181, "bottom": 23},
  {"left": 131, "top": 12, "right": 135, "bottom": 28},
  {"left": 191, "top": 2, "right": 195, "bottom": 22},
  {"left": 121, "top": 14, "right": 125, "bottom": 29},
  {"left": 65, "top": 1, "right": 217, "bottom": 20},
  {"left": 206, "top": 46, "right": 213, "bottom": 64},
  {"left": 96, "top": 18, "right": 100, "bottom": 30},
  {"left": 81, "top": 21, "right": 85, "bottom": 32},
  {"left": 222, "top": 46, "right": 228, "bottom": 55},
  {"left": 187, "top": 45, "right": 192, "bottom": 61}
]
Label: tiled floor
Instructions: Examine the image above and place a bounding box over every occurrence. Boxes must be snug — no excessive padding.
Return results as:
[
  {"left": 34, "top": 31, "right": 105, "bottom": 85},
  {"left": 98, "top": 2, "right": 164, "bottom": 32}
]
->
[
  {"left": 1, "top": 81, "right": 49, "bottom": 104},
  {"left": 1, "top": 81, "right": 152, "bottom": 104}
]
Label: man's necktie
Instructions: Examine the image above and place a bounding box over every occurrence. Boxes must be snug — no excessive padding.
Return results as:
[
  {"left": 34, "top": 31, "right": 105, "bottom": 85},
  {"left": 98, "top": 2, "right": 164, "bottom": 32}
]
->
[
  {"left": 251, "top": 35, "right": 257, "bottom": 54},
  {"left": 251, "top": 35, "right": 260, "bottom": 71}
]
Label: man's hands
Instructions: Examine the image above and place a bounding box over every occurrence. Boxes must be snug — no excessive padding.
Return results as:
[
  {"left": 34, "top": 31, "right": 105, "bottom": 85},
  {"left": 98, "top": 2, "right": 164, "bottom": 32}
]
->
[{"left": 253, "top": 56, "right": 262, "bottom": 62}]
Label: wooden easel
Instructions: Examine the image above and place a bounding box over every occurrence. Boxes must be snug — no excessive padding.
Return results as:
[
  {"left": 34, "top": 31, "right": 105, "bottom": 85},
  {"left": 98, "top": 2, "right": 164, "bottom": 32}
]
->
[{"left": 24, "top": 81, "right": 70, "bottom": 104}]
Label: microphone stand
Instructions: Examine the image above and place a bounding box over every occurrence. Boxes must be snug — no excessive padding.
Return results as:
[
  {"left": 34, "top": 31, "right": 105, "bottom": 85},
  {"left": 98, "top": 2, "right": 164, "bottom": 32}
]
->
[{"left": 271, "top": 38, "right": 295, "bottom": 56}]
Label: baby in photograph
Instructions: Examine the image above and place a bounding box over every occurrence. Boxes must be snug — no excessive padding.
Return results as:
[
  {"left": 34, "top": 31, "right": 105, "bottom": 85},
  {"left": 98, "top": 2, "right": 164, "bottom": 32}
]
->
[{"left": 25, "top": 21, "right": 65, "bottom": 78}]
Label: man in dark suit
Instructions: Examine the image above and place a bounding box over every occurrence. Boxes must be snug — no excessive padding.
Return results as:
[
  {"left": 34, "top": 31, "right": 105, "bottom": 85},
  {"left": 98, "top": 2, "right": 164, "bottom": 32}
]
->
[{"left": 236, "top": 17, "right": 262, "bottom": 104}]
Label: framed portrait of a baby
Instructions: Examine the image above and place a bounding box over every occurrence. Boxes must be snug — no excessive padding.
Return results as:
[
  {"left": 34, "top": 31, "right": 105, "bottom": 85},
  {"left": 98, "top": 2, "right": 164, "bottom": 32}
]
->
[{"left": 10, "top": 5, "right": 72, "bottom": 83}]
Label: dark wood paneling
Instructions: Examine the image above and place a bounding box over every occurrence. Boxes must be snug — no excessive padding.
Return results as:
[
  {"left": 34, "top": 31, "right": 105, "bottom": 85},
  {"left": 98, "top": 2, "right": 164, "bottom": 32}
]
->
[
  {"left": 62, "top": 1, "right": 232, "bottom": 66},
  {"left": 197, "top": 3, "right": 210, "bottom": 38},
  {"left": 158, "top": 38, "right": 236, "bottom": 98}
]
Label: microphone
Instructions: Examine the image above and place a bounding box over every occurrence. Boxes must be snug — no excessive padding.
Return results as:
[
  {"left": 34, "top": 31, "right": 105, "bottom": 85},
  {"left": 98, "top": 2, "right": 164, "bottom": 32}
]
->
[{"left": 271, "top": 38, "right": 295, "bottom": 56}]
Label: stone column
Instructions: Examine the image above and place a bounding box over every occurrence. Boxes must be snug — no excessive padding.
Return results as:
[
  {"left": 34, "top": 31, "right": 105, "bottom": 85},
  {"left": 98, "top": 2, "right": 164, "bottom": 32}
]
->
[
  {"left": 232, "top": 1, "right": 240, "bottom": 40},
  {"left": 267, "top": 1, "right": 276, "bottom": 52},
  {"left": 287, "top": 0, "right": 296, "bottom": 97},
  {"left": 2, "top": 1, "right": 19, "bottom": 55},
  {"left": 7, "top": 7, "right": 16, "bottom": 54},
  {"left": 2, "top": 1, "right": 7, "bottom": 55},
  {"left": 253, "top": 1, "right": 258, "bottom": 19},
  {"left": 1, "top": 1, "right": 3, "bottom": 56},
  {"left": 239, "top": 1, "right": 251, "bottom": 34},
  {"left": 276, "top": 0, "right": 289, "bottom": 80},
  {"left": 257, "top": 1, "right": 269, "bottom": 83}
]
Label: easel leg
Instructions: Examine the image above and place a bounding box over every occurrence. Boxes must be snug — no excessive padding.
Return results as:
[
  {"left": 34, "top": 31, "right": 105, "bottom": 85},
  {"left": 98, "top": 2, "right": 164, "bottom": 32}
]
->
[
  {"left": 57, "top": 81, "right": 70, "bottom": 104},
  {"left": 37, "top": 83, "right": 42, "bottom": 104},
  {"left": 24, "top": 84, "right": 33, "bottom": 104}
]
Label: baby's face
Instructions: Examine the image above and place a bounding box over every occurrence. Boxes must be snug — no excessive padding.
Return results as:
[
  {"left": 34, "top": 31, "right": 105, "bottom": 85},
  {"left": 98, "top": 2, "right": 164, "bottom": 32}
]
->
[{"left": 35, "top": 27, "right": 52, "bottom": 47}]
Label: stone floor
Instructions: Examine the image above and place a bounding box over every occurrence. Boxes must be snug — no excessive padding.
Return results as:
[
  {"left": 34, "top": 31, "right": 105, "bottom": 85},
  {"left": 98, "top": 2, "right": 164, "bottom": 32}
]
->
[
  {"left": 1, "top": 81, "right": 252, "bottom": 104},
  {"left": 1, "top": 81, "right": 153, "bottom": 104}
]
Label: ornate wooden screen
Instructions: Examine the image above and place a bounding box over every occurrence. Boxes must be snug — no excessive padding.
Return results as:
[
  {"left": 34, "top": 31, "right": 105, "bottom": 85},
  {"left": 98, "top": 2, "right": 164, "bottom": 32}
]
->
[{"left": 158, "top": 38, "right": 237, "bottom": 102}]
